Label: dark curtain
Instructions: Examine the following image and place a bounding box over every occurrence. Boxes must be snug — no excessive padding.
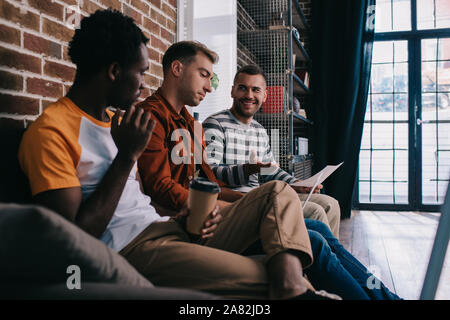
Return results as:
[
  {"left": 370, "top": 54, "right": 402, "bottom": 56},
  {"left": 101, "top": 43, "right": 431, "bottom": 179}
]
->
[{"left": 311, "top": 0, "right": 376, "bottom": 219}]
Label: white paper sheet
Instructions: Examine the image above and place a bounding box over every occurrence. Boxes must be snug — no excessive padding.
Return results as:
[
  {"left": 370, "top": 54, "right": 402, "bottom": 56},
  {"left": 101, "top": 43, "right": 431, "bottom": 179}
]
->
[
  {"left": 291, "top": 162, "right": 344, "bottom": 188},
  {"left": 293, "top": 162, "right": 343, "bottom": 209},
  {"left": 301, "top": 171, "right": 324, "bottom": 209}
]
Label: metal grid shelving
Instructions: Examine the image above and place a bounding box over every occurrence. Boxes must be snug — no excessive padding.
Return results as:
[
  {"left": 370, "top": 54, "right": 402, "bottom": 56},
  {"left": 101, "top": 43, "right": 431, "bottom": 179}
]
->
[{"left": 237, "top": 0, "right": 313, "bottom": 176}]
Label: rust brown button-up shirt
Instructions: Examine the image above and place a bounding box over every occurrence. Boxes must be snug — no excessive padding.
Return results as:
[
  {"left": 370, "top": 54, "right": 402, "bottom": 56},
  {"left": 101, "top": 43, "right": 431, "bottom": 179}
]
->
[{"left": 137, "top": 88, "right": 223, "bottom": 211}]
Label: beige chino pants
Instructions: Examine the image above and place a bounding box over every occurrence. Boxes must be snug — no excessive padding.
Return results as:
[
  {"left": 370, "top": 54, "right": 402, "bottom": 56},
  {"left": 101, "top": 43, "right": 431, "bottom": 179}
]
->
[
  {"left": 299, "top": 193, "right": 341, "bottom": 239},
  {"left": 120, "top": 181, "right": 312, "bottom": 299}
]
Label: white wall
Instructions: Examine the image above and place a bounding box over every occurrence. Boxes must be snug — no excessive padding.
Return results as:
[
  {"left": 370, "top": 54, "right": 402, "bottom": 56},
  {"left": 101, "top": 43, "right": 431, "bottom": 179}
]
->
[{"left": 177, "top": 0, "right": 237, "bottom": 122}]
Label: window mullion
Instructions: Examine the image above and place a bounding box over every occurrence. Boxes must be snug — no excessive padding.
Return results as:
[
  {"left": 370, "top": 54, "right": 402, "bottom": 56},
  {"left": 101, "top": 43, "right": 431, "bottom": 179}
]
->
[{"left": 411, "top": 0, "right": 417, "bottom": 31}]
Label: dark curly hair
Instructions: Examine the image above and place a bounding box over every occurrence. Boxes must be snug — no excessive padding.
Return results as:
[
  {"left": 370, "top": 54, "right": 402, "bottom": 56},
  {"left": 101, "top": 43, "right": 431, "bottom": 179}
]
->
[{"left": 68, "top": 9, "right": 149, "bottom": 78}]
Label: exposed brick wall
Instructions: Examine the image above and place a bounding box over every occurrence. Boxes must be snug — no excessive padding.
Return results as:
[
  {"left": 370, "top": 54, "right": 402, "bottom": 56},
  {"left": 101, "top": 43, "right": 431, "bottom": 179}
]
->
[{"left": 0, "top": 0, "right": 177, "bottom": 129}]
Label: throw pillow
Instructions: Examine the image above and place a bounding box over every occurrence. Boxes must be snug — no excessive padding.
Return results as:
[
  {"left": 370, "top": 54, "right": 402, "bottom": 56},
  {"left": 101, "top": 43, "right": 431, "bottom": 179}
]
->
[{"left": 0, "top": 203, "right": 153, "bottom": 288}]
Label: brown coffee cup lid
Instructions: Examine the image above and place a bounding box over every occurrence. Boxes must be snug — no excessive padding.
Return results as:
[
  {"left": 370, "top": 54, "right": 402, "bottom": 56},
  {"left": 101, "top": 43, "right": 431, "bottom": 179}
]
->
[{"left": 189, "top": 177, "right": 221, "bottom": 193}]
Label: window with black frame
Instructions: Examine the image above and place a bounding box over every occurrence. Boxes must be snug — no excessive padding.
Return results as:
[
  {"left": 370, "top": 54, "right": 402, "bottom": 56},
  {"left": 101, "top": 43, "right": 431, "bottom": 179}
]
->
[{"left": 356, "top": 0, "right": 450, "bottom": 210}]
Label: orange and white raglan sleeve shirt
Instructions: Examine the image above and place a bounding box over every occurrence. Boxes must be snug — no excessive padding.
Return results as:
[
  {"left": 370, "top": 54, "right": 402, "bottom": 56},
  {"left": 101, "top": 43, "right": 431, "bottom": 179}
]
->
[{"left": 18, "top": 105, "right": 82, "bottom": 197}]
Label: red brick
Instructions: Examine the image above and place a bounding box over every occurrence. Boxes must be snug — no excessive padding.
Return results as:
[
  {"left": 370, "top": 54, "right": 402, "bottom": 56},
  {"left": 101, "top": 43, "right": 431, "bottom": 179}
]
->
[
  {"left": 60, "top": 0, "right": 78, "bottom": 5},
  {"left": 151, "top": 8, "right": 166, "bottom": 26},
  {"left": 0, "top": 118, "right": 25, "bottom": 129},
  {"left": 27, "top": 78, "right": 63, "bottom": 98},
  {"left": 0, "top": 46, "right": 41, "bottom": 74},
  {"left": 44, "top": 60, "right": 76, "bottom": 82},
  {"left": 24, "top": 33, "right": 62, "bottom": 59},
  {"left": 161, "top": 3, "right": 176, "bottom": 21},
  {"left": 166, "top": 19, "right": 176, "bottom": 33},
  {"left": 42, "top": 18, "right": 74, "bottom": 43},
  {"left": 151, "top": 35, "right": 167, "bottom": 52},
  {"left": 123, "top": 4, "right": 142, "bottom": 24},
  {"left": 0, "top": 94, "right": 39, "bottom": 115},
  {"left": 147, "top": 47, "right": 159, "bottom": 61},
  {"left": 150, "top": 0, "right": 161, "bottom": 9},
  {"left": 62, "top": 44, "right": 71, "bottom": 62},
  {"left": 0, "top": 24, "right": 21, "bottom": 46},
  {"left": 160, "top": 27, "right": 174, "bottom": 42},
  {"left": 99, "top": 0, "right": 122, "bottom": 11},
  {"left": 130, "top": 0, "right": 150, "bottom": 14},
  {"left": 29, "top": 0, "right": 64, "bottom": 21},
  {"left": 150, "top": 62, "right": 163, "bottom": 78},
  {"left": 167, "top": 0, "right": 177, "bottom": 8},
  {"left": 80, "top": 0, "right": 103, "bottom": 15},
  {"left": 144, "top": 73, "right": 160, "bottom": 87},
  {"left": 0, "top": 70, "right": 23, "bottom": 91},
  {"left": 144, "top": 17, "right": 160, "bottom": 35},
  {"left": 0, "top": 1, "right": 40, "bottom": 32}
]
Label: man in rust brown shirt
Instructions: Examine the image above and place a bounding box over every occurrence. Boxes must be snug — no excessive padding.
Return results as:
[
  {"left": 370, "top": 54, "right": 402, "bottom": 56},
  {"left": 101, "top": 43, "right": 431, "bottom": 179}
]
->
[
  {"left": 136, "top": 85, "right": 241, "bottom": 211},
  {"left": 123, "top": 41, "right": 327, "bottom": 300}
]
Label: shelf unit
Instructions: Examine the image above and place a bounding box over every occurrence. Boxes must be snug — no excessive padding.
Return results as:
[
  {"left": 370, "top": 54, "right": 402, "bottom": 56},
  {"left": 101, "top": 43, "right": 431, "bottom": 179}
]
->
[{"left": 237, "top": 0, "right": 313, "bottom": 178}]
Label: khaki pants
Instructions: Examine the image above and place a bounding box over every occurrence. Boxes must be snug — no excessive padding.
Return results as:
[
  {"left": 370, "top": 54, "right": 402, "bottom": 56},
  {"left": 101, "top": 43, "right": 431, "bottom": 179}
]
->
[
  {"left": 120, "top": 181, "right": 312, "bottom": 299},
  {"left": 299, "top": 193, "right": 341, "bottom": 239}
]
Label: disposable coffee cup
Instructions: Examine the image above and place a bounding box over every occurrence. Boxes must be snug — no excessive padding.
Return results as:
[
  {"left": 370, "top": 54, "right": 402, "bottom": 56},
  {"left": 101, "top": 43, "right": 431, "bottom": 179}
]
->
[{"left": 187, "top": 178, "right": 221, "bottom": 235}]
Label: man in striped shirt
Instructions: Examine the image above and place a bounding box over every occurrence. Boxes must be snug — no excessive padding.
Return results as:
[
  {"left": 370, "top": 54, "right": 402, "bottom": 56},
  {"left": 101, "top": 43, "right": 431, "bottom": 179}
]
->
[{"left": 203, "top": 65, "right": 341, "bottom": 238}]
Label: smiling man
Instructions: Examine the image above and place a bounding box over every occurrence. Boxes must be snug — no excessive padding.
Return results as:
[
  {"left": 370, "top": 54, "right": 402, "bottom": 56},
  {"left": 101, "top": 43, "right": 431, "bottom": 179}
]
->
[{"left": 203, "top": 65, "right": 341, "bottom": 238}]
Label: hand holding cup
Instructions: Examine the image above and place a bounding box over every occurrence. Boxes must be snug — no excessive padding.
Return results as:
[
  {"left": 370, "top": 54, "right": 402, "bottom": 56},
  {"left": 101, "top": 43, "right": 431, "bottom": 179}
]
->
[{"left": 186, "top": 178, "right": 221, "bottom": 235}]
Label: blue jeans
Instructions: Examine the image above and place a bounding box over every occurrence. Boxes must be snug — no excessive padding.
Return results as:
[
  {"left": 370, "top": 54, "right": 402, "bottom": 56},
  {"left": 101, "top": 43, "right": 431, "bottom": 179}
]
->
[
  {"left": 242, "top": 220, "right": 402, "bottom": 300},
  {"left": 304, "top": 219, "right": 402, "bottom": 300}
]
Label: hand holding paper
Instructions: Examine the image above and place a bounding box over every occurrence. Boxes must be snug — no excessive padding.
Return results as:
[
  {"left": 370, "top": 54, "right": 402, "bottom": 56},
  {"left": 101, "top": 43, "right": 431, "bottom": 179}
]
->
[
  {"left": 291, "top": 162, "right": 344, "bottom": 188},
  {"left": 290, "top": 162, "right": 344, "bottom": 209},
  {"left": 291, "top": 183, "right": 323, "bottom": 194},
  {"left": 301, "top": 172, "right": 324, "bottom": 209}
]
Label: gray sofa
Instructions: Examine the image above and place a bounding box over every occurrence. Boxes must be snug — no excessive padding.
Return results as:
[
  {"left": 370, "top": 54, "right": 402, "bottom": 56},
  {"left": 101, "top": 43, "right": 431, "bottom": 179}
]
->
[
  {"left": 0, "top": 203, "right": 218, "bottom": 300},
  {"left": 0, "top": 126, "right": 218, "bottom": 300}
]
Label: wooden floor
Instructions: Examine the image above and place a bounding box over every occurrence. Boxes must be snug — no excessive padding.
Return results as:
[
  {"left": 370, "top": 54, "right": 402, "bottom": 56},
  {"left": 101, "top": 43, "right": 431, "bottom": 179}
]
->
[{"left": 339, "top": 210, "right": 450, "bottom": 300}]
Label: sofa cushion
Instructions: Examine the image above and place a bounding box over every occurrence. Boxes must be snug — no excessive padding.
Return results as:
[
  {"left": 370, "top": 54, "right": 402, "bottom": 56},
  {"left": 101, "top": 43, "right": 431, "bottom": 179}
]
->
[{"left": 0, "top": 203, "right": 153, "bottom": 288}]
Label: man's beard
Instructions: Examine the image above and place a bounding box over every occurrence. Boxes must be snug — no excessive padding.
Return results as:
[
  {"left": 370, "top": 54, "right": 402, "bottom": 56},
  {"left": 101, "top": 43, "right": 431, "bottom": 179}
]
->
[{"left": 233, "top": 100, "right": 259, "bottom": 118}]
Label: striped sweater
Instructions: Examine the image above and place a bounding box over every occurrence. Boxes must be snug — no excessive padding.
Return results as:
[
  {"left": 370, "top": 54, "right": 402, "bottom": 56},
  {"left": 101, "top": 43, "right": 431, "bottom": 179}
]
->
[{"left": 202, "top": 109, "right": 296, "bottom": 192}]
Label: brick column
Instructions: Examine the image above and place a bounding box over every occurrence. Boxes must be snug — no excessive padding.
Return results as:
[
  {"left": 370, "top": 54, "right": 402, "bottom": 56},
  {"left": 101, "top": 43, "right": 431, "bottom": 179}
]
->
[{"left": 0, "top": 0, "right": 177, "bottom": 129}]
